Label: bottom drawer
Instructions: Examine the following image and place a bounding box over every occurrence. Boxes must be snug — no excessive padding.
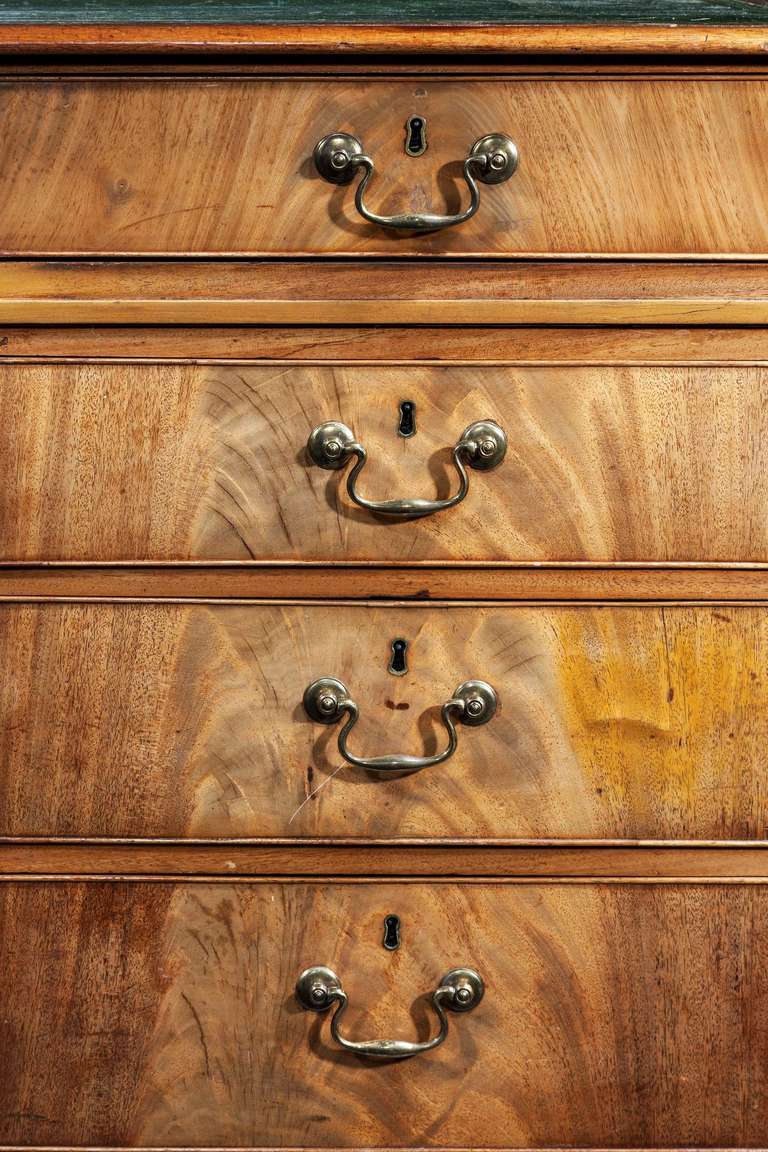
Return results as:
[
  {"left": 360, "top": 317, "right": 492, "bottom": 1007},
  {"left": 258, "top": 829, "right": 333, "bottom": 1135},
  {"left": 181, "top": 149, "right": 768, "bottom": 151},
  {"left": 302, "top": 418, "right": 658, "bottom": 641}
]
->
[{"left": 1, "top": 880, "right": 767, "bottom": 1149}]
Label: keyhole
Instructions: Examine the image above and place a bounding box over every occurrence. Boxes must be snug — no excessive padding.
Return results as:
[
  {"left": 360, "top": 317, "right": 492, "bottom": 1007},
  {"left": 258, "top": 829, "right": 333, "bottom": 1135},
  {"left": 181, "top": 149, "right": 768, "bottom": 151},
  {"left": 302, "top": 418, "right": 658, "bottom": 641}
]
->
[
  {"left": 398, "top": 400, "right": 416, "bottom": 438},
  {"left": 383, "top": 915, "right": 401, "bottom": 951},
  {"left": 404, "top": 116, "right": 427, "bottom": 157},
  {"left": 388, "top": 638, "right": 408, "bottom": 676}
]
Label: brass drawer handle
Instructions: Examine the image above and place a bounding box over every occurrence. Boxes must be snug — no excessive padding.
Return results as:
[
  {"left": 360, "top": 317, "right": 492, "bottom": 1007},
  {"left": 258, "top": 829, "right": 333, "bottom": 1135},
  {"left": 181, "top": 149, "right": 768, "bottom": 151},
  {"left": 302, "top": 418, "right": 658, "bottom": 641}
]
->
[
  {"left": 308, "top": 419, "right": 507, "bottom": 519},
  {"left": 303, "top": 677, "right": 497, "bottom": 774},
  {"left": 313, "top": 131, "right": 518, "bottom": 232},
  {"left": 295, "top": 965, "right": 484, "bottom": 1060}
]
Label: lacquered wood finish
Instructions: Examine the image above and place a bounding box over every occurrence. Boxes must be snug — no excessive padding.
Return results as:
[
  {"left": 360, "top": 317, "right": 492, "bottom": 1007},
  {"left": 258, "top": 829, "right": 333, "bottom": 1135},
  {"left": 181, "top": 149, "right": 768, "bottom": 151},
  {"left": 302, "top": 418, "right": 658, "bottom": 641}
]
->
[
  {"left": 5, "top": 78, "right": 768, "bottom": 256},
  {"left": 3, "top": 23, "right": 768, "bottom": 1152},
  {"left": 3, "top": 880, "right": 768, "bottom": 1148},
  {"left": 4, "top": 564, "right": 768, "bottom": 600},
  {"left": 5, "top": 22, "right": 768, "bottom": 54},
  {"left": 4, "top": 324, "right": 768, "bottom": 362},
  {"left": 6, "top": 842, "right": 768, "bottom": 877},
  {"left": 6, "top": 262, "right": 768, "bottom": 327},
  {"left": 15, "top": 260, "right": 768, "bottom": 303},
  {"left": 3, "top": 601, "right": 768, "bottom": 841},
  {"left": 6, "top": 361, "right": 768, "bottom": 563},
  {"left": 6, "top": 324, "right": 768, "bottom": 359}
]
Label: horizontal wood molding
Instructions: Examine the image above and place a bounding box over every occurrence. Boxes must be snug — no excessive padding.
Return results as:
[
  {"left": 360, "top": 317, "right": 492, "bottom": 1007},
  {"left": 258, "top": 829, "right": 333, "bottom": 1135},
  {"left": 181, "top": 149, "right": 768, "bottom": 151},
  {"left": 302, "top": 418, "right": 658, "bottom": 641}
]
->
[
  {"left": 7, "top": 298, "right": 768, "bottom": 325},
  {"left": 11, "top": 263, "right": 768, "bottom": 292},
  {"left": 2, "top": 565, "right": 768, "bottom": 601},
  {"left": 4, "top": 325, "right": 768, "bottom": 363},
  {"left": 3, "top": 22, "right": 768, "bottom": 54},
  {"left": 4, "top": 842, "right": 768, "bottom": 877},
  {"left": 6, "top": 262, "right": 768, "bottom": 325}
]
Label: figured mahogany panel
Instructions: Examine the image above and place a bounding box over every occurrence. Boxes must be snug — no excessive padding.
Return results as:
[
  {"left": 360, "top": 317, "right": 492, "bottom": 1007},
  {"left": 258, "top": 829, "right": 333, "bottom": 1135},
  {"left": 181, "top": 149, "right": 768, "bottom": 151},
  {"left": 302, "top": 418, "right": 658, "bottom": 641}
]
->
[
  {"left": 2, "top": 880, "right": 768, "bottom": 1148},
  {"left": 5, "top": 361, "right": 768, "bottom": 562},
  {"left": 3, "top": 601, "right": 768, "bottom": 840},
  {"left": 4, "top": 78, "right": 768, "bottom": 255}
]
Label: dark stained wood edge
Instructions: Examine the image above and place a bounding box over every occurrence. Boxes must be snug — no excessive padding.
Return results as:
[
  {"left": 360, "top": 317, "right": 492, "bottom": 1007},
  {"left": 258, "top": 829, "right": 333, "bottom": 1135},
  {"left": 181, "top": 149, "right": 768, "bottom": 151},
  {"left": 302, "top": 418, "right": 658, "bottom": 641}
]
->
[
  {"left": 4, "top": 843, "right": 768, "bottom": 877},
  {"left": 2, "top": 22, "right": 768, "bottom": 54},
  {"left": 1, "top": 565, "right": 768, "bottom": 601},
  {"left": 0, "top": 1147, "right": 754, "bottom": 1151}
]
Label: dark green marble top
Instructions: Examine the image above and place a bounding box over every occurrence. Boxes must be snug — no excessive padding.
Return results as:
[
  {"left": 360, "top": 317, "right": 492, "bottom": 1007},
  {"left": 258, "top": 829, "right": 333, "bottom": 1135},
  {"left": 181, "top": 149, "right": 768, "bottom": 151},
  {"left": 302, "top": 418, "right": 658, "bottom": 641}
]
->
[{"left": 3, "top": 0, "right": 768, "bottom": 25}]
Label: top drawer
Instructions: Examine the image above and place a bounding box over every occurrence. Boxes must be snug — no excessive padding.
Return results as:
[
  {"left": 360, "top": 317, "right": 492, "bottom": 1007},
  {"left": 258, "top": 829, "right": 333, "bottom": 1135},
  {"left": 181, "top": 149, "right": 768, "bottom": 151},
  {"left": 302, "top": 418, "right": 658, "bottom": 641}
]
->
[{"left": 3, "top": 77, "right": 768, "bottom": 257}]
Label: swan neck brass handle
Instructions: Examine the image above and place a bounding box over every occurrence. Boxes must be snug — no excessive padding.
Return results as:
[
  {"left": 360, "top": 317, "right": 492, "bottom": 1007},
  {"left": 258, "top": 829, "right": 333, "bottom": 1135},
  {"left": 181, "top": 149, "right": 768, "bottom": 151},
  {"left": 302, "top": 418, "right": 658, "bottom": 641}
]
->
[
  {"left": 308, "top": 419, "right": 507, "bottom": 519},
  {"left": 303, "top": 677, "right": 498, "bottom": 774},
  {"left": 313, "top": 131, "right": 518, "bottom": 232},
  {"left": 295, "top": 966, "right": 484, "bottom": 1060}
]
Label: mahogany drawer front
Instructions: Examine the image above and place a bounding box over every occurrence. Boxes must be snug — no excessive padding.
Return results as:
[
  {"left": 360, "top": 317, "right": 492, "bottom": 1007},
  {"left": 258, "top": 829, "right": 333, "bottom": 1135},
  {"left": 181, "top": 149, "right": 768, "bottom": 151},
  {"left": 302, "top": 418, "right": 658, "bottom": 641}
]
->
[
  {"left": 3, "top": 600, "right": 768, "bottom": 841},
  {"left": 6, "top": 360, "right": 768, "bottom": 562},
  {"left": 3, "top": 78, "right": 768, "bottom": 257},
  {"left": 2, "top": 879, "right": 768, "bottom": 1148}
]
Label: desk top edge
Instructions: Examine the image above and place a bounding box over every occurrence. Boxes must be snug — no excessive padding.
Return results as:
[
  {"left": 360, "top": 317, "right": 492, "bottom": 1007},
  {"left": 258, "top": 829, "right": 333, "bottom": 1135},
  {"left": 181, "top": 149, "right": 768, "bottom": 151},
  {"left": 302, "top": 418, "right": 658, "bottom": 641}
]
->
[{"left": 2, "top": 21, "right": 768, "bottom": 53}]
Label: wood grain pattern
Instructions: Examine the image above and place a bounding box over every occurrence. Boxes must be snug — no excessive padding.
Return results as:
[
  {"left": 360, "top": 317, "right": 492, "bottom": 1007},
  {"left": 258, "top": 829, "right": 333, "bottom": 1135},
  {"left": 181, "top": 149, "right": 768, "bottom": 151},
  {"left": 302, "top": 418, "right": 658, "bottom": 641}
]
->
[
  {"left": 5, "top": 79, "right": 768, "bottom": 256},
  {"left": 4, "top": 601, "right": 768, "bottom": 841},
  {"left": 3, "top": 880, "right": 768, "bottom": 1147},
  {"left": 6, "top": 842, "right": 768, "bottom": 877},
  {"left": 5, "top": 324, "right": 768, "bottom": 362},
  {"left": 6, "top": 22, "right": 768, "bottom": 54},
  {"left": 16, "top": 261, "right": 768, "bottom": 301},
  {"left": 6, "top": 361, "right": 768, "bottom": 563},
  {"left": 9, "top": 298, "right": 766, "bottom": 325},
  {"left": 4, "top": 564, "right": 768, "bottom": 601},
  {"left": 7, "top": 262, "right": 768, "bottom": 325},
  {"left": 7, "top": 299, "right": 768, "bottom": 325}
]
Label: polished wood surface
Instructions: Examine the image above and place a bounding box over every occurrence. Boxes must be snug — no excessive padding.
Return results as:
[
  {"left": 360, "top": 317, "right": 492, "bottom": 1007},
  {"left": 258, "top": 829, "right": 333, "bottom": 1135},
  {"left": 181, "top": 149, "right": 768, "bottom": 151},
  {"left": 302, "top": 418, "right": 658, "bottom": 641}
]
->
[
  {"left": 15, "top": 261, "right": 768, "bottom": 301},
  {"left": 3, "top": 880, "right": 768, "bottom": 1147},
  {"left": 6, "top": 841, "right": 768, "bottom": 877},
  {"left": 6, "top": 261, "right": 768, "bottom": 324},
  {"left": 3, "top": 21, "right": 767, "bottom": 1152},
  {"left": 4, "top": 564, "right": 768, "bottom": 600},
  {"left": 3, "top": 601, "right": 768, "bottom": 841},
  {"left": 4, "top": 79, "right": 768, "bottom": 256},
  {"left": 5, "top": 324, "right": 768, "bottom": 362},
  {"left": 4, "top": 22, "right": 768, "bottom": 54},
  {"left": 6, "top": 361, "right": 768, "bottom": 563}
]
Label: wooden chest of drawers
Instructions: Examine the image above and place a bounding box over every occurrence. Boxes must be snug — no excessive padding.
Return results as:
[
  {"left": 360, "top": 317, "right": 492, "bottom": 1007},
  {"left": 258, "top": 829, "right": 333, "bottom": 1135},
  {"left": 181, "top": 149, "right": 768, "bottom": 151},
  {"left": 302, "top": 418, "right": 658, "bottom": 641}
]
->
[{"left": 4, "top": 12, "right": 768, "bottom": 1152}]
